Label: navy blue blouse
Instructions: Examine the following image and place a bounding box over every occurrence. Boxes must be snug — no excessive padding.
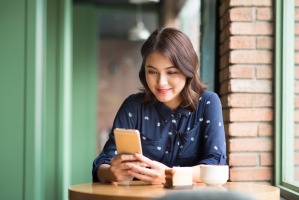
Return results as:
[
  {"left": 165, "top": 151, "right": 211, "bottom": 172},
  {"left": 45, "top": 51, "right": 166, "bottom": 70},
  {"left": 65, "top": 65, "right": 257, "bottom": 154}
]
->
[{"left": 92, "top": 91, "right": 227, "bottom": 182}]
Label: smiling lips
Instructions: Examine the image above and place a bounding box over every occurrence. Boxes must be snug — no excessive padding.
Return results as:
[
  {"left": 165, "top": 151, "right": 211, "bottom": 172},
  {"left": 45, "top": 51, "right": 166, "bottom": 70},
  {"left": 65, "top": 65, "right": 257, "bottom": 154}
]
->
[{"left": 157, "top": 88, "right": 171, "bottom": 94}]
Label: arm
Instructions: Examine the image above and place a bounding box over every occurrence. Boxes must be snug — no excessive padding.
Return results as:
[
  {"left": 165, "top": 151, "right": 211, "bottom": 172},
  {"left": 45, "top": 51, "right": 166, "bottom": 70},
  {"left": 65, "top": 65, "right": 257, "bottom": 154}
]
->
[
  {"left": 97, "top": 155, "right": 146, "bottom": 182},
  {"left": 93, "top": 95, "right": 140, "bottom": 182},
  {"left": 198, "top": 93, "right": 227, "bottom": 165}
]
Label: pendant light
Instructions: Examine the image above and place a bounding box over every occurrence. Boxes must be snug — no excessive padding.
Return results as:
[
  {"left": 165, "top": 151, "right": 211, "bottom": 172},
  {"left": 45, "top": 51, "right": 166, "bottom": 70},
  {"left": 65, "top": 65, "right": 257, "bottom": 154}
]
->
[
  {"left": 128, "top": 4, "right": 150, "bottom": 41},
  {"left": 129, "top": 0, "right": 159, "bottom": 3}
]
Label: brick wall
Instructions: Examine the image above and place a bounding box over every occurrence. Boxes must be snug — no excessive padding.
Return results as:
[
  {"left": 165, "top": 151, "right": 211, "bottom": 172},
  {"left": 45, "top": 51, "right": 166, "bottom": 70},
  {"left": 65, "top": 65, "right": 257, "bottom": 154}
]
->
[{"left": 218, "top": 0, "right": 274, "bottom": 184}]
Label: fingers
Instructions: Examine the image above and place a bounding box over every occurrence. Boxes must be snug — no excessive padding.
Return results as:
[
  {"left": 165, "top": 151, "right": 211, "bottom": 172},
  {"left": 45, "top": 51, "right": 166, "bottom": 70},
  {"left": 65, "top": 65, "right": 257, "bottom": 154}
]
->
[
  {"left": 134, "top": 153, "right": 152, "bottom": 165},
  {"left": 127, "top": 170, "right": 154, "bottom": 184},
  {"left": 128, "top": 164, "right": 157, "bottom": 177},
  {"left": 111, "top": 154, "right": 137, "bottom": 163}
]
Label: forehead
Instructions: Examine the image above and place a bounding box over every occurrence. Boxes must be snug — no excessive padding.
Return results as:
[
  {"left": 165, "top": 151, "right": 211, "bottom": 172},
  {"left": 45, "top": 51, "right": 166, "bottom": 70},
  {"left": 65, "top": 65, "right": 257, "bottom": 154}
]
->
[{"left": 145, "top": 51, "right": 174, "bottom": 68}]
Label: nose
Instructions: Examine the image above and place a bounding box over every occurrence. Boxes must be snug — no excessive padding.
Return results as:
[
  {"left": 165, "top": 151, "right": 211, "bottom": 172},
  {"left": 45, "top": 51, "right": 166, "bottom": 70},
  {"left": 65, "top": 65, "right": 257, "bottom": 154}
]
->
[{"left": 157, "top": 74, "right": 168, "bottom": 87}]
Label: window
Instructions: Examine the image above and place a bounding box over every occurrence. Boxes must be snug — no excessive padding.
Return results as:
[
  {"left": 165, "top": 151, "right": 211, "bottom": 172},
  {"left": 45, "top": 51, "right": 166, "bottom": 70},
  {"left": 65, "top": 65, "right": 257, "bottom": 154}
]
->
[{"left": 275, "top": 0, "right": 299, "bottom": 199}]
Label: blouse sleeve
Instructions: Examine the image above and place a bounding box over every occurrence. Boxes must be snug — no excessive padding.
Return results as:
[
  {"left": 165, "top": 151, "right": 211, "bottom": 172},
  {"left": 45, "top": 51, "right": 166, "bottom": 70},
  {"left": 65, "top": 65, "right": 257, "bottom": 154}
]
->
[
  {"left": 92, "top": 95, "right": 138, "bottom": 182},
  {"left": 198, "top": 93, "right": 227, "bottom": 165}
]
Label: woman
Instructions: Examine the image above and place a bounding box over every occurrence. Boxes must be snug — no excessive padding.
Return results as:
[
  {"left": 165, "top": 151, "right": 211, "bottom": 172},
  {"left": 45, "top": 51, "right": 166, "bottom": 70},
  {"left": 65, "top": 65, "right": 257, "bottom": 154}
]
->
[{"left": 92, "top": 27, "right": 226, "bottom": 184}]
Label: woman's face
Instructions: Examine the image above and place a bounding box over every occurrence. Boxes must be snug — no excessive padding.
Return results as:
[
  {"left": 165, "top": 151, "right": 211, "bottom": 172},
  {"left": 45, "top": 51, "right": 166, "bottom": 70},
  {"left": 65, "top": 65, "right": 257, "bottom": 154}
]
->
[{"left": 145, "top": 51, "right": 187, "bottom": 110}]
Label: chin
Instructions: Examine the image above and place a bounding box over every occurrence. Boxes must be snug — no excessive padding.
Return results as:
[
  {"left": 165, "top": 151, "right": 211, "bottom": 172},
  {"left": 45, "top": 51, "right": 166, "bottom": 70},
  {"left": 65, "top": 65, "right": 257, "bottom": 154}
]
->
[{"left": 156, "top": 96, "right": 171, "bottom": 103}]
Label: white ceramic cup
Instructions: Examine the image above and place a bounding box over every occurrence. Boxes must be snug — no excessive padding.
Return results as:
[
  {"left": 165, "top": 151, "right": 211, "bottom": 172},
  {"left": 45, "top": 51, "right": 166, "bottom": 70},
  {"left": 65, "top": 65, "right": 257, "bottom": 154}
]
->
[{"left": 200, "top": 165, "right": 229, "bottom": 186}]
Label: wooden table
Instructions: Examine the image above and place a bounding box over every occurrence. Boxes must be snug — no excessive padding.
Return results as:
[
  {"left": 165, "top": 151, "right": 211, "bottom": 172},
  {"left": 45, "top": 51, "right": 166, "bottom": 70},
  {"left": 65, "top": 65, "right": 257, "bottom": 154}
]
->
[{"left": 69, "top": 181, "right": 280, "bottom": 200}]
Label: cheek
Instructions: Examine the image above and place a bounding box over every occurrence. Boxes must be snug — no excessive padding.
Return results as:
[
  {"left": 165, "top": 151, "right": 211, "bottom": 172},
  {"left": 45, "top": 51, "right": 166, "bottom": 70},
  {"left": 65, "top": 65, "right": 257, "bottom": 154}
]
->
[{"left": 145, "top": 74, "right": 154, "bottom": 88}]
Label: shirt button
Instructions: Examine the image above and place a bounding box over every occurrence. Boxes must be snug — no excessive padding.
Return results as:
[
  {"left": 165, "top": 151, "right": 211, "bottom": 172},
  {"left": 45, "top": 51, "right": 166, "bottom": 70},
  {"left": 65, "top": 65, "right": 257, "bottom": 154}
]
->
[
  {"left": 165, "top": 151, "right": 168, "bottom": 154},
  {"left": 142, "top": 136, "right": 146, "bottom": 140}
]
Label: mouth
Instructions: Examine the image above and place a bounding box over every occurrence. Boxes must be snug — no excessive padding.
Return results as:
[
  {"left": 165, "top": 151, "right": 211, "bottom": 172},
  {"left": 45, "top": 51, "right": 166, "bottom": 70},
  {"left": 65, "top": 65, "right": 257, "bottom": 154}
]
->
[{"left": 157, "top": 88, "right": 171, "bottom": 94}]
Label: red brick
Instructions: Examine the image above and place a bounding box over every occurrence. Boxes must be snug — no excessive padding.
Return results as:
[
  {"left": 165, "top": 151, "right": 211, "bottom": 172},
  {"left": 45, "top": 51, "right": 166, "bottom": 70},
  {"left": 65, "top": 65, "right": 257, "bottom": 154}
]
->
[
  {"left": 230, "top": 23, "right": 273, "bottom": 35},
  {"left": 256, "top": 8, "right": 273, "bottom": 21},
  {"left": 228, "top": 109, "right": 273, "bottom": 122},
  {"left": 220, "top": 29, "right": 226, "bottom": 44},
  {"left": 230, "top": 65, "right": 254, "bottom": 79},
  {"left": 222, "top": 12, "right": 230, "bottom": 30},
  {"left": 228, "top": 123, "right": 258, "bottom": 136},
  {"left": 295, "top": 96, "right": 299, "bottom": 108},
  {"left": 256, "top": 65, "right": 273, "bottom": 79},
  {"left": 230, "top": 79, "right": 272, "bottom": 93},
  {"left": 229, "top": 0, "right": 272, "bottom": 6},
  {"left": 295, "top": 124, "right": 299, "bottom": 136},
  {"left": 230, "top": 50, "right": 272, "bottom": 64},
  {"left": 225, "top": 94, "right": 254, "bottom": 107},
  {"left": 229, "top": 8, "right": 253, "bottom": 21},
  {"left": 230, "top": 36, "right": 255, "bottom": 49},
  {"left": 229, "top": 138, "right": 273, "bottom": 152},
  {"left": 260, "top": 153, "right": 273, "bottom": 166},
  {"left": 230, "top": 167, "right": 273, "bottom": 181},
  {"left": 258, "top": 123, "right": 273, "bottom": 136},
  {"left": 295, "top": 139, "right": 299, "bottom": 150},
  {"left": 295, "top": 110, "right": 299, "bottom": 122},
  {"left": 295, "top": 169, "right": 299, "bottom": 180},
  {"left": 296, "top": 53, "right": 299, "bottom": 64},
  {"left": 255, "top": 94, "right": 273, "bottom": 107},
  {"left": 296, "top": 9, "right": 299, "bottom": 22},
  {"left": 296, "top": 38, "right": 299, "bottom": 51},
  {"left": 257, "top": 37, "right": 273, "bottom": 49},
  {"left": 295, "top": 81, "right": 299, "bottom": 94},
  {"left": 219, "top": 81, "right": 230, "bottom": 95},
  {"left": 219, "top": 80, "right": 273, "bottom": 95},
  {"left": 229, "top": 154, "right": 257, "bottom": 166},
  {"left": 220, "top": 52, "right": 230, "bottom": 69},
  {"left": 295, "top": 67, "right": 299, "bottom": 79},
  {"left": 295, "top": 153, "right": 299, "bottom": 165},
  {"left": 219, "top": 67, "right": 229, "bottom": 83},
  {"left": 296, "top": 24, "right": 299, "bottom": 35},
  {"left": 219, "top": 1, "right": 227, "bottom": 17}
]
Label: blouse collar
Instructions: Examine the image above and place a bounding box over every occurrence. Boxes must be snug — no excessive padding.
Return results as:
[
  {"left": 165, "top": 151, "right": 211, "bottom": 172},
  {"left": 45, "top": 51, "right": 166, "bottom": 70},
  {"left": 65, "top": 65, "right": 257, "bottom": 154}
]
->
[{"left": 154, "top": 100, "right": 190, "bottom": 121}]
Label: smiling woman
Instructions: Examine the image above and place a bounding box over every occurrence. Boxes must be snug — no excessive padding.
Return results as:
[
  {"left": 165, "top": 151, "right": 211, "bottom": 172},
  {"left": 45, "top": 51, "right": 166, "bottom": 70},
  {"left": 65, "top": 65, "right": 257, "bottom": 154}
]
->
[{"left": 93, "top": 27, "right": 226, "bottom": 184}]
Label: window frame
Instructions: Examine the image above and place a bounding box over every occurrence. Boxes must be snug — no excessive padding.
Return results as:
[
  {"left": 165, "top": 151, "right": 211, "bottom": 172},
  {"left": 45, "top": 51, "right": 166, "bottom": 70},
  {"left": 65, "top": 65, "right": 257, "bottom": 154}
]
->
[{"left": 275, "top": 0, "right": 299, "bottom": 199}]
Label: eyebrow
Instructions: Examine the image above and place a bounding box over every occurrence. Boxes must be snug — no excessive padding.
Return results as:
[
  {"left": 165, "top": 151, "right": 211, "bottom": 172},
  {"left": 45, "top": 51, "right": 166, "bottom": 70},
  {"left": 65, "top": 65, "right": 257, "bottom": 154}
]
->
[{"left": 146, "top": 65, "right": 176, "bottom": 70}]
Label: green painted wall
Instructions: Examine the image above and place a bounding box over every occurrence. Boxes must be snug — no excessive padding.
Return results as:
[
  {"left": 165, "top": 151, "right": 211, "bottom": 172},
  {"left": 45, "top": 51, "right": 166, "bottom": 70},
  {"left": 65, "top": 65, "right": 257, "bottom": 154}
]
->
[
  {"left": 0, "top": 0, "right": 97, "bottom": 199},
  {"left": 72, "top": 3, "right": 97, "bottom": 185},
  {"left": 0, "top": 1, "right": 26, "bottom": 199}
]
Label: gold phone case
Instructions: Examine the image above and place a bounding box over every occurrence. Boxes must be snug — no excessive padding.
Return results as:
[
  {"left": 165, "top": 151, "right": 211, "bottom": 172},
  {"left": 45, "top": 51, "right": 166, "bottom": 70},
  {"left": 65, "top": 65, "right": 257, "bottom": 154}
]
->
[{"left": 114, "top": 128, "right": 143, "bottom": 155}]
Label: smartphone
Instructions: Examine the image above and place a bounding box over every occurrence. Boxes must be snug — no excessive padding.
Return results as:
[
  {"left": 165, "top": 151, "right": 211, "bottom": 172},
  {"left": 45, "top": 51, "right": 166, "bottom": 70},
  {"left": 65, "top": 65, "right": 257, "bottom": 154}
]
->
[{"left": 114, "top": 128, "right": 143, "bottom": 155}]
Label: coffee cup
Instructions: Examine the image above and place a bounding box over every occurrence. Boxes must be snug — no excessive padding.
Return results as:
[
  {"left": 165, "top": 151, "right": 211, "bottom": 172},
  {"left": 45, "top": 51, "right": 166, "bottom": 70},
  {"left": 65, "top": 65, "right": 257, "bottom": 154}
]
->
[{"left": 200, "top": 165, "right": 229, "bottom": 186}]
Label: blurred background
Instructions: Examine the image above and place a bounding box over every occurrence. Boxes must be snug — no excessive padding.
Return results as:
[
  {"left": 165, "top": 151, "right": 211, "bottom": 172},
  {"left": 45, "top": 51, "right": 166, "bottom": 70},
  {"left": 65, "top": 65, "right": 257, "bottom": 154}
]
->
[{"left": 2, "top": 0, "right": 297, "bottom": 199}]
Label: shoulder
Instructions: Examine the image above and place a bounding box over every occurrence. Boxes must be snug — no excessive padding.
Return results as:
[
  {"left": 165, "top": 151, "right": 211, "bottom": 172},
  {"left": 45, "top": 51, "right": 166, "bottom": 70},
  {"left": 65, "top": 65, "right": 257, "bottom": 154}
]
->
[
  {"left": 196, "top": 91, "right": 221, "bottom": 112},
  {"left": 121, "top": 93, "right": 144, "bottom": 109},
  {"left": 200, "top": 91, "right": 220, "bottom": 102}
]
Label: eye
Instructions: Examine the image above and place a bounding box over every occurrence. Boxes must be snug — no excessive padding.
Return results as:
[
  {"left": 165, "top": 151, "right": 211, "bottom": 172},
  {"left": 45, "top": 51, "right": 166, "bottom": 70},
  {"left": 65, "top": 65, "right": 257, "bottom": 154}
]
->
[
  {"left": 168, "top": 71, "right": 178, "bottom": 75},
  {"left": 148, "top": 70, "right": 157, "bottom": 74}
]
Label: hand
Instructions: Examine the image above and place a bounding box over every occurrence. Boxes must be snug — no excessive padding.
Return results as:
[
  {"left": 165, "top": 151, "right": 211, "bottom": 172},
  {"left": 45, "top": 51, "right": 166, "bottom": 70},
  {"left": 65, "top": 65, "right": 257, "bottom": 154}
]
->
[
  {"left": 127, "top": 153, "right": 170, "bottom": 184},
  {"left": 108, "top": 154, "right": 148, "bottom": 182}
]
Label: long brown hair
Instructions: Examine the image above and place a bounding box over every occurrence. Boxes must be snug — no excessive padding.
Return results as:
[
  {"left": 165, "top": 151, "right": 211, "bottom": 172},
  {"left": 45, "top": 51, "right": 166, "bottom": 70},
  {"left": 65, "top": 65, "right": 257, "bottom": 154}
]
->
[{"left": 137, "top": 27, "right": 207, "bottom": 112}]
